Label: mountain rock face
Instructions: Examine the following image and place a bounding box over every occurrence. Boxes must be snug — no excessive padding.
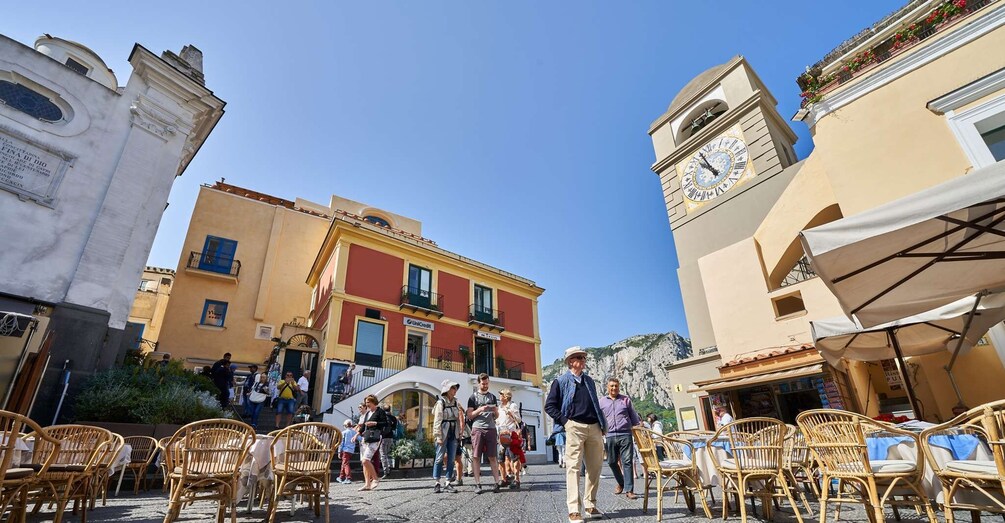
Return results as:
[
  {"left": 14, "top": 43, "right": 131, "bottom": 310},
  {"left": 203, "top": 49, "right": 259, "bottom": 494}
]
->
[{"left": 542, "top": 332, "right": 692, "bottom": 416}]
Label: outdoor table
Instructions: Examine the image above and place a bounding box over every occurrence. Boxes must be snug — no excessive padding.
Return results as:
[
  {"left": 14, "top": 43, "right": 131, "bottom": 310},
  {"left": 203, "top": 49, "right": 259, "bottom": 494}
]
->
[
  {"left": 920, "top": 432, "right": 997, "bottom": 505},
  {"left": 675, "top": 436, "right": 730, "bottom": 487},
  {"left": 4, "top": 435, "right": 31, "bottom": 466},
  {"left": 237, "top": 434, "right": 285, "bottom": 512}
]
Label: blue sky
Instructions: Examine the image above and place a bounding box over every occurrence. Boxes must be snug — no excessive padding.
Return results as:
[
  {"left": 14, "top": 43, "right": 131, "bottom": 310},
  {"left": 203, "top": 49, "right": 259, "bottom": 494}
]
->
[{"left": 9, "top": 1, "right": 904, "bottom": 366}]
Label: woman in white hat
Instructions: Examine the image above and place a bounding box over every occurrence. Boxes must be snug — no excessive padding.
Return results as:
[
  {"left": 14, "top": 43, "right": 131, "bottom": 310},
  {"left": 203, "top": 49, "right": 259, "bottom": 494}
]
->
[{"left": 431, "top": 379, "right": 462, "bottom": 493}]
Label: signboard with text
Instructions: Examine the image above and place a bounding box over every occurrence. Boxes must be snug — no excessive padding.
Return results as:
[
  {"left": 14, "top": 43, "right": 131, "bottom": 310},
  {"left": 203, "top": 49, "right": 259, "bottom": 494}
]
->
[
  {"left": 0, "top": 130, "right": 71, "bottom": 208},
  {"left": 403, "top": 317, "right": 434, "bottom": 330}
]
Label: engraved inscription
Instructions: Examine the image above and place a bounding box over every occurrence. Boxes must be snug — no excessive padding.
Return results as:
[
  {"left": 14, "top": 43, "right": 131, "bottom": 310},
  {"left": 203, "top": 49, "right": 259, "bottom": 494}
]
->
[{"left": 0, "top": 130, "right": 69, "bottom": 207}]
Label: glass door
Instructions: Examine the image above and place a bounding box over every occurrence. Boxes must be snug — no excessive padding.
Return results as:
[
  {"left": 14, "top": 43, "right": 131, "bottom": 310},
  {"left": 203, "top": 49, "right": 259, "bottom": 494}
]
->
[
  {"left": 408, "top": 265, "right": 432, "bottom": 308},
  {"left": 473, "top": 285, "right": 493, "bottom": 323},
  {"left": 475, "top": 338, "right": 493, "bottom": 375}
]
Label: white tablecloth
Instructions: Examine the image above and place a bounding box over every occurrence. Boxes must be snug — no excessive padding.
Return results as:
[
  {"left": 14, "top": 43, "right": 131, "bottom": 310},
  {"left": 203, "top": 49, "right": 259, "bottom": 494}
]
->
[
  {"left": 886, "top": 435, "right": 1000, "bottom": 505},
  {"left": 17, "top": 439, "right": 130, "bottom": 473},
  {"left": 237, "top": 435, "right": 284, "bottom": 503}
]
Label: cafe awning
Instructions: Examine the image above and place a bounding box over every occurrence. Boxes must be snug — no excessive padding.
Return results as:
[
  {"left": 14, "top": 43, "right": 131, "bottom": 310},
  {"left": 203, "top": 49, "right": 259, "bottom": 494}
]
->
[{"left": 694, "top": 363, "right": 824, "bottom": 393}]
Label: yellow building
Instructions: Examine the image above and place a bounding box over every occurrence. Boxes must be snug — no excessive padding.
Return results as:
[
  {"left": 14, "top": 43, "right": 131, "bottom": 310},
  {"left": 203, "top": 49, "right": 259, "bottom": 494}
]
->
[
  {"left": 156, "top": 181, "right": 334, "bottom": 384},
  {"left": 125, "top": 266, "right": 175, "bottom": 352},
  {"left": 652, "top": 0, "right": 1005, "bottom": 424}
]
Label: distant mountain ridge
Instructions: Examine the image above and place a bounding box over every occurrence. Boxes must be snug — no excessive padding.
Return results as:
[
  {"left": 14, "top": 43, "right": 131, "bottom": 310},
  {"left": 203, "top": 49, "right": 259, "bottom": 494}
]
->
[{"left": 542, "top": 332, "right": 692, "bottom": 426}]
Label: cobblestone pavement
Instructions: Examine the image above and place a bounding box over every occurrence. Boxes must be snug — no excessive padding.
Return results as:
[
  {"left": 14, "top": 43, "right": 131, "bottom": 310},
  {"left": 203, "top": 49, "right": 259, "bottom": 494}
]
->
[{"left": 26, "top": 464, "right": 939, "bottom": 522}]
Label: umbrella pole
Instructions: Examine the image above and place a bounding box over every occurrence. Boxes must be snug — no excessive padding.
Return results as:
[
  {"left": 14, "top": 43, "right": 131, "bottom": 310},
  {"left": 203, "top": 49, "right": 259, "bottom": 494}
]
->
[
  {"left": 944, "top": 292, "right": 985, "bottom": 411},
  {"left": 887, "top": 328, "right": 924, "bottom": 420}
]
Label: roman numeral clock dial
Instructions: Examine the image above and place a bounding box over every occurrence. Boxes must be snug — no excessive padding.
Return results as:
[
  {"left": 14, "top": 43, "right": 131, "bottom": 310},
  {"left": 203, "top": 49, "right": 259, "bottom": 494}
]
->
[{"left": 680, "top": 136, "right": 750, "bottom": 204}]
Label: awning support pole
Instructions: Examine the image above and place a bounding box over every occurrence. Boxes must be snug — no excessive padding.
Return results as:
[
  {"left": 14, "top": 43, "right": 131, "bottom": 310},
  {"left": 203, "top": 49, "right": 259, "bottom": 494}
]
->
[
  {"left": 944, "top": 291, "right": 985, "bottom": 409},
  {"left": 887, "top": 328, "right": 923, "bottom": 420}
]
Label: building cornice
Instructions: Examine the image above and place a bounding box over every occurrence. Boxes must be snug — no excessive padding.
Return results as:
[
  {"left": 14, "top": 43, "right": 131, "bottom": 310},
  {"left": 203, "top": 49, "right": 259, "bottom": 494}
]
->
[
  {"left": 796, "top": 2, "right": 1005, "bottom": 127},
  {"left": 928, "top": 65, "right": 1005, "bottom": 113}
]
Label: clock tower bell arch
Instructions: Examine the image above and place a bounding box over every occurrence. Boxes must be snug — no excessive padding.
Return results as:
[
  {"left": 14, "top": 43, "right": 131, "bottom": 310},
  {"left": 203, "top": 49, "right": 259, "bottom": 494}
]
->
[{"left": 649, "top": 56, "right": 801, "bottom": 353}]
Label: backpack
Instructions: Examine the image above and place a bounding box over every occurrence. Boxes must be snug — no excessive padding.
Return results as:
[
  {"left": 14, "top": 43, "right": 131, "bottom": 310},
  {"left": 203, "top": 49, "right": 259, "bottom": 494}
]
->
[{"left": 382, "top": 413, "right": 398, "bottom": 438}]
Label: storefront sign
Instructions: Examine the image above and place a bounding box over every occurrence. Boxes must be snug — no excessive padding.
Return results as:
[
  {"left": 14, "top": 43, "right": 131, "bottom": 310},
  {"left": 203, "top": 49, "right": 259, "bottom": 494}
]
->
[
  {"left": 475, "top": 331, "right": 500, "bottom": 340},
  {"left": 0, "top": 131, "right": 71, "bottom": 208},
  {"left": 403, "top": 317, "right": 434, "bottom": 330}
]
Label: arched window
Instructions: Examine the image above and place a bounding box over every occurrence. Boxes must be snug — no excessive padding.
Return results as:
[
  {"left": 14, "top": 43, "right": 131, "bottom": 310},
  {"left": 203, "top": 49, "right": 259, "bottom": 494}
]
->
[
  {"left": 382, "top": 389, "right": 436, "bottom": 440},
  {"left": 363, "top": 215, "right": 391, "bottom": 228},
  {"left": 677, "top": 100, "right": 727, "bottom": 143},
  {"left": 0, "top": 80, "right": 63, "bottom": 122}
]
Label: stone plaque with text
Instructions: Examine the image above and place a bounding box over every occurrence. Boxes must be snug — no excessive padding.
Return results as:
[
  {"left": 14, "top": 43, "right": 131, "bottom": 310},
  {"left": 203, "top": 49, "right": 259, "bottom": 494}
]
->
[{"left": 0, "top": 129, "right": 71, "bottom": 207}]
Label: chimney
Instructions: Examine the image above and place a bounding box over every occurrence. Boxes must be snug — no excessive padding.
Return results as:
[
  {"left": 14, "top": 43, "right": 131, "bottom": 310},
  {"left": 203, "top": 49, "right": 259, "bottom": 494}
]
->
[{"left": 160, "top": 44, "right": 206, "bottom": 85}]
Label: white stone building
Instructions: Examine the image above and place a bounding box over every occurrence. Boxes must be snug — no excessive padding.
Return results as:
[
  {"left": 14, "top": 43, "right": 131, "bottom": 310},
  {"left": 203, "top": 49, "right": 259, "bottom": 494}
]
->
[{"left": 0, "top": 34, "right": 224, "bottom": 421}]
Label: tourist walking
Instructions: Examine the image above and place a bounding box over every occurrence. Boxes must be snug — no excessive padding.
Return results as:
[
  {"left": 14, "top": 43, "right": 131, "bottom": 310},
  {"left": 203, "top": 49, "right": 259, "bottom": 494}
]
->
[
  {"left": 356, "top": 394, "right": 387, "bottom": 491},
  {"left": 496, "top": 389, "right": 524, "bottom": 488},
  {"left": 210, "top": 352, "right": 234, "bottom": 408},
  {"left": 242, "top": 364, "right": 261, "bottom": 417},
  {"left": 432, "top": 379, "right": 462, "bottom": 493},
  {"left": 647, "top": 413, "right": 665, "bottom": 460},
  {"left": 553, "top": 425, "right": 567, "bottom": 467},
  {"left": 297, "top": 369, "right": 311, "bottom": 407},
  {"left": 379, "top": 404, "right": 398, "bottom": 480},
  {"left": 338, "top": 419, "right": 357, "bottom": 484},
  {"left": 545, "top": 346, "right": 607, "bottom": 523},
  {"left": 245, "top": 373, "right": 269, "bottom": 430},
  {"left": 274, "top": 371, "right": 300, "bottom": 429},
  {"left": 599, "top": 377, "right": 641, "bottom": 500},
  {"left": 466, "top": 373, "right": 504, "bottom": 494}
]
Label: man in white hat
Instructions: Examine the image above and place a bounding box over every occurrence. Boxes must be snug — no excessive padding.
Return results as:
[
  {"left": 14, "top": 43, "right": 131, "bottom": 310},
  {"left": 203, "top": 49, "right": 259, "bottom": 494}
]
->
[
  {"left": 545, "top": 346, "right": 607, "bottom": 523},
  {"left": 432, "top": 379, "right": 462, "bottom": 493}
]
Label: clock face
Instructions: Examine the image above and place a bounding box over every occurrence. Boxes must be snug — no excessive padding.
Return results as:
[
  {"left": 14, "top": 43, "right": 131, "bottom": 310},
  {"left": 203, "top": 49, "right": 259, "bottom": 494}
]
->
[{"left": 680, "top": 136, "right": 749, "bottom": 202}]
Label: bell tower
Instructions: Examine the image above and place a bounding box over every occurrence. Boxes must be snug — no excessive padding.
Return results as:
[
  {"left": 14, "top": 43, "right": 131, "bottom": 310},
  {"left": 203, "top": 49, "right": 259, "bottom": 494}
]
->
[{"left": 649, "top": 56, "right": 800, "bottom": 353}]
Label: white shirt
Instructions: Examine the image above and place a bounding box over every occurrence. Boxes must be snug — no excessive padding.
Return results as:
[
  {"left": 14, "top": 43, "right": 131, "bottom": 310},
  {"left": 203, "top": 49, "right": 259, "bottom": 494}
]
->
[
  {"left": 496, "top": 402, "right": 521, "bottom": 433},
  {"left": 718, "top": 412, "right": 734, "bottom": 427},
  {"left": 651, "top": 420, "right": 664, "bottom": 435},
  {"left": 298, "top": 376, "right": 310, "bottom": 392}
]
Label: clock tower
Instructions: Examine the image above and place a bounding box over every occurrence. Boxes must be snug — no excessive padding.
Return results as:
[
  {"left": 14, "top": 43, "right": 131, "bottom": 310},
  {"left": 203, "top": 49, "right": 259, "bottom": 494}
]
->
[{"left": 649, "top": 56, "right": 801, "bottom": 353}]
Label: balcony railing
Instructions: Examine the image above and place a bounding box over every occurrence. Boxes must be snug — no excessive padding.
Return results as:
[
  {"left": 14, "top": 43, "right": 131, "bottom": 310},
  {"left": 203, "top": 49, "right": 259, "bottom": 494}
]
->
[
  {"left": 468, "top": 305, "right": 505, "bottom": 331},
  {"left": 399, "top": 285, "right": 444, "bottom": 317},
  {"left": 186, "top": 251, "right": 240, "bottom": 278}
]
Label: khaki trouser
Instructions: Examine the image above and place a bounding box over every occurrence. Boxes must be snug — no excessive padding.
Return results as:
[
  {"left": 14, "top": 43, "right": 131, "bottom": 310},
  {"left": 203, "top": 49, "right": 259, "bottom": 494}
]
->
[{"left": 565, "top": 419, "right": 604, "bottom": 514}]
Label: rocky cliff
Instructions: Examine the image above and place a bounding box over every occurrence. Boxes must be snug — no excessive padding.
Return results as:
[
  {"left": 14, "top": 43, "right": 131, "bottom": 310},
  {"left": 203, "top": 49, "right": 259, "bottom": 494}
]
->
[{"left": 542, "top": 332, "right": 691, "bottom": 423}]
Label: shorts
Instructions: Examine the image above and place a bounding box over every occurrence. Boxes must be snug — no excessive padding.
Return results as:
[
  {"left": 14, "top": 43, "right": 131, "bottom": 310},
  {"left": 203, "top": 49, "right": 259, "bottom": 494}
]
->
[
  {"left": 360, "top": 441, "right": 380, "bottom": 461},
  {"left": 471, "top": 428, "right": 497, "bottom": 459},
  {"left": 275, "top": 398, "right": 296, "bottom": 414}
]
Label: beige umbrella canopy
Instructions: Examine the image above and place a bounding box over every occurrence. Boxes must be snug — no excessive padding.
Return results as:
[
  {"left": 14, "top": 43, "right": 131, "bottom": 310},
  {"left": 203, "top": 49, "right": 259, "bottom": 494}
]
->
[
  {"left": 800, "top": 161, "right": 1005, "bottom": 329},
  {"left": 811, "top": 293, "right": 1005, "bottom": 370}
]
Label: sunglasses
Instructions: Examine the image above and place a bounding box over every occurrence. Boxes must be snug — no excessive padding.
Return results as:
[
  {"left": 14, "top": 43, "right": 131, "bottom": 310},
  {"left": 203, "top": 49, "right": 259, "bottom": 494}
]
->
[{"left": 570, "top": 355, "right": 586, "bottom": 361}]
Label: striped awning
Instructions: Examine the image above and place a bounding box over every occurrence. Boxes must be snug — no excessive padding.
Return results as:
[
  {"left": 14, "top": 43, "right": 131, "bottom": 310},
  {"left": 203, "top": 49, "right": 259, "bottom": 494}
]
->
[{"left": 693, "top": 363, "right": 824, "bottom": 393}]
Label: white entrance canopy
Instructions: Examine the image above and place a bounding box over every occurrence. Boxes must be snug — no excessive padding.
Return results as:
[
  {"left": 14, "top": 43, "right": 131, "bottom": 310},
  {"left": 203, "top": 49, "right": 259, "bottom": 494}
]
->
[
  {"left": 800, "top": 160, "right": 1005, "bottom": 328},
  {"left": 811, "top": 293, "right": 1005, "bottom": 370}
]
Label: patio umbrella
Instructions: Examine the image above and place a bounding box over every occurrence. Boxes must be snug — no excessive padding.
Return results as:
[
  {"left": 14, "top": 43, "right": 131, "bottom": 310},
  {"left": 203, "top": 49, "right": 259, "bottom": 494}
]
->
[
  {"left": 800, "top": 160, "right": 1005, "bottom": 328},
  {"left": 801, "top": 160, "right": 1005, "bottom": 410},
  {"left": 811, "top": 293, "right": 1005, "bottom": 416}
]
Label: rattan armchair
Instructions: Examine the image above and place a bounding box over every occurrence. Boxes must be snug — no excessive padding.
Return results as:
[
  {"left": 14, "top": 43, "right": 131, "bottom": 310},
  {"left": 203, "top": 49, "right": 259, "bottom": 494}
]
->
[
  {"left": 797, "top": 409, "right": 936, "bottom": 523},
  {"left": 88, "top": 432, "right": 124, "bottom": 508},
  {"left": 268, "top": 422, "right": 341, "bottom": 523},
  {"left": 632, "top": 426, "right": 712, "bottom": 520},
  {"left": 708, "top": 417, "right": 804, "bottom": 523},
  {"left": 0, "top": 410, "right": 58, "bottom": 522},
  {"left": 26, "top": 424, "right": 113, "bottom": 523},
  {"left": 782, "top": 424, "right": 816, "bottom": 516},
  {"left": 115, "top": 436, "right": 159, "bottom": 495},
  {"left": 163, "top": 419, "right": 255, "bottom": 523},
  {"left": 919, "top": 399, "right": 1005, "bottom": 523},
  {"left": 157, "top": 436, "right": 174, "bottom": 493}
]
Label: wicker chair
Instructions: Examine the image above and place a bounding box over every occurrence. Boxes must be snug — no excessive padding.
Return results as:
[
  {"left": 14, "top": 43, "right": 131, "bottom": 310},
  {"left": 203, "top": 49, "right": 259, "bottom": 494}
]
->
[
  {"left": 268, "top": 422, "right": 341, "bottom": 523},
  {"left": 797, "top": 409, "right": 936, "bottom": 523},
  {"left": 708, "top": 417, "right": 804, "bottom": 523},
  {"left": 632, "top": 426, "right": 712, "bottom": 520},
  {"left": 115, "top": 436, "right": 159, "bottom": 495},
  {"left": 163, "top": 419, "right": 255, "bottom": 523},
  {"left": 919, "top": 399, "right": 1005, "bottom": 523},
  {"left": 157, "top": 436, "right": 174, "bottom": 493},
  {"left": 88, "top": 432, "right": 124, "bottom": 508},
  {"left": 782, "top": 425, "right": 816, "bottom": 516},
  {"left": 0, "top": 410, "right": 58, "bottom": 522},
  {"left": 26, "top": 424, "right": 113, "bottom": 523}
]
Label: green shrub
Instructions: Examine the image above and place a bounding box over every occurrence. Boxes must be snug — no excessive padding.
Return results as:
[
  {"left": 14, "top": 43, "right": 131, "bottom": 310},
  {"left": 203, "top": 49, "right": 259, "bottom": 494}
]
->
[{"left": 73, "top": 357, "right": 228, "bottom": 425}]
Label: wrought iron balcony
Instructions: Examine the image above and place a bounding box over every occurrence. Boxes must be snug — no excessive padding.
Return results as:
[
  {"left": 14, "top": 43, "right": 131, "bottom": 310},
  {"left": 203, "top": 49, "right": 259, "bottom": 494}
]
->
[
  {"left": 779, "top": 256, "right": 817, "bottom": 288},
  {"left": 186, "top": 251, "right": 240, "bottom": 278},
  {"left": 468, "top": 305, "right": 505, "bottom": 331},
  {"left": 399, "top": 285, "right": 444, "bottom": 317}
]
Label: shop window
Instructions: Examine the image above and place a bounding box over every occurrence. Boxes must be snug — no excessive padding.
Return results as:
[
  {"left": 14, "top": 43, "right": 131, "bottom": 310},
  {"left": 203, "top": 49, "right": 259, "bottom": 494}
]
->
[
  {"left": 354, "top": 319, "right": 385, "bottom": 367},
  {"left": 200, "top": 300, "right": 228, "bottom": 327},
  {"left": 772, "top": 291, "right": 806, "bottom": 319}
]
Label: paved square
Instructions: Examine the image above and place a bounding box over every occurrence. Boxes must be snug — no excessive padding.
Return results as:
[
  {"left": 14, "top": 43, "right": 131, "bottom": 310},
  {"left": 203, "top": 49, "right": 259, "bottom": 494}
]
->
[{"left": 25, "top": 463, "right": 939, "bottom": 522}]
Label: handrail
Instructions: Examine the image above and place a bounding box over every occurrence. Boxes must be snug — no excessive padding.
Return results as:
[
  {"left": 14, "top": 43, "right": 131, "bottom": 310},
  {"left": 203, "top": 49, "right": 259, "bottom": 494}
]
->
[
  {"left": 186, "top": 251, "right": 241, "bottom": 277},
  {"left": 468, "top": 304, "right": 505, "bottom": 328},
  {"left": 400, "top": 285, "right": 443, "bottom": 312}
]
